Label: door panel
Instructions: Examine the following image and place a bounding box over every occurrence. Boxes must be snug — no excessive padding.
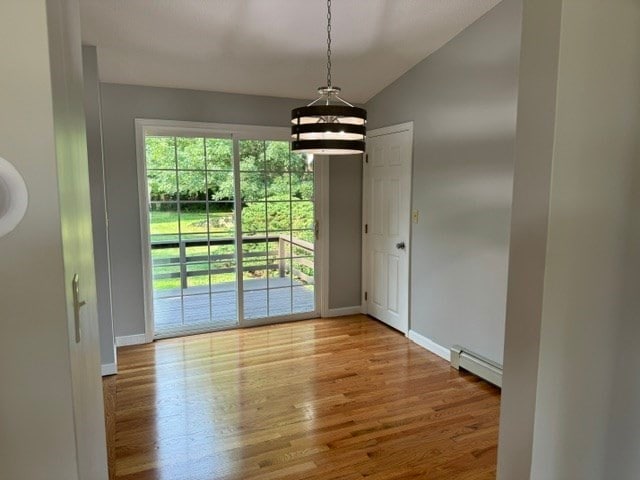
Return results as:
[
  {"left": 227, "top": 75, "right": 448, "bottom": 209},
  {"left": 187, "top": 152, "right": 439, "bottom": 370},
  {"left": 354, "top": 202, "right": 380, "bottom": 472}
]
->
[
  {"left": 373, "top": 250, "right": 387, "bottom": 308},
  {"left": 146, "top": 135, "right": 239, "bottom": 335},
  {"left": 238, "top": 140, "right": 317, "bottom": 324},
  {"left": 48, "top": 0, "right": 109, "bottom": 475},
  {"left": 388, "top": 255, "right": 400, "bottom": 313},
  {"left": 372, "top": 179, "right": 384, "bottom": 235},
  {"left": 388, "top": 179, "right": 400, "bottom": 235},
  {"left": 364, "top": 127, "right": 413, "bottom": 333},
  {"left": 389, "top": 144, "right": 403, "bottom": 166}
]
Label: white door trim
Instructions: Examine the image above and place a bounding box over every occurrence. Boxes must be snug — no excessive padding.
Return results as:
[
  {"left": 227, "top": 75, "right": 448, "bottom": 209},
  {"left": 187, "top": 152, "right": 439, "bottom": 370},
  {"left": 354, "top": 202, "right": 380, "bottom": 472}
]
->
[
  {"left": 361, "top": 122, "right": 414, "bottom": 331},
  {"left": 367, "top": 122, "right": 414, "bottom": 138},
  {"left": 135, "top": 119, "right": 156, "bottom": 343},
  {"left": 136, "top": 118, "right": 291, "bottom": 141}
]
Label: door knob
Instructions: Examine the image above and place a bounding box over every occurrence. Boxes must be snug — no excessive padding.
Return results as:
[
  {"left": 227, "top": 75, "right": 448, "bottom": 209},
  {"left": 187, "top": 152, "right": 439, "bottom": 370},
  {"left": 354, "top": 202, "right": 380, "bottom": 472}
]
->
[{"left": 396, "top": 241, "right": 406, "bottom": 250}]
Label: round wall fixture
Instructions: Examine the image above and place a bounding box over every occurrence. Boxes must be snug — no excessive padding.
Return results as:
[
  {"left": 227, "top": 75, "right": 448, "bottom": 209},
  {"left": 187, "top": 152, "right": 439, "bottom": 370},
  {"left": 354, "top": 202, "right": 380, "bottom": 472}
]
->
[{"left": 0, "top": 156, "right": 28, "bottom": 237}]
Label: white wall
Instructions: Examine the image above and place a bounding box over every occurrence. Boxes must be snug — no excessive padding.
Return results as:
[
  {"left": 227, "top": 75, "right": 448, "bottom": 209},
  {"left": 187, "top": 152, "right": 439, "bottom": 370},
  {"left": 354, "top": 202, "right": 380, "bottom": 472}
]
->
[
  {"left": 365, "top": 0, "right": 523, "bottom": 364},
  {"left": 498, "top": 0, "right": 640, "bottom": 478}
]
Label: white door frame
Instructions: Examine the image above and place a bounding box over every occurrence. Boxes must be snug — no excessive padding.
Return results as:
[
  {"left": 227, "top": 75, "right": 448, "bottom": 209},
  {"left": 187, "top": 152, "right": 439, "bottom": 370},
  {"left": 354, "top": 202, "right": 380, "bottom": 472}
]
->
[
  {"left": 361, "top": 122, "right": 414, "bottom": 332},
  {"left": 134, "top": 119, "right": 328, "bottom": 341}
]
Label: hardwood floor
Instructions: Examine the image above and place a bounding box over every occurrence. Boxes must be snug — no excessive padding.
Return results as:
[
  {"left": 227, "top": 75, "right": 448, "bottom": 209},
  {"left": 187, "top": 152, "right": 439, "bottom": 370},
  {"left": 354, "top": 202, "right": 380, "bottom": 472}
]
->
[{"left": 104, "top": 315, "right": 501, "bottom": 480}]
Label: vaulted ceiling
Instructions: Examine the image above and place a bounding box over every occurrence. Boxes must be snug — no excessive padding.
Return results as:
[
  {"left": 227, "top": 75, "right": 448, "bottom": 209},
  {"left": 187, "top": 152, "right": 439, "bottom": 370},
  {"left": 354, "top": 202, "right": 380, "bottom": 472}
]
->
[{"left": 80, "top": 0, "right": 501, "bottom": 103}]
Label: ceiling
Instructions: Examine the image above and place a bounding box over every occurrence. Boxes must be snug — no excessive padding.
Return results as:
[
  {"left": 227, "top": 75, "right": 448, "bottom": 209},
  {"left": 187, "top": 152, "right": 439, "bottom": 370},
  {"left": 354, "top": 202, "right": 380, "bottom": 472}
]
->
[{"left": 80, "top": 0, "right": 501, "bottom": 103}]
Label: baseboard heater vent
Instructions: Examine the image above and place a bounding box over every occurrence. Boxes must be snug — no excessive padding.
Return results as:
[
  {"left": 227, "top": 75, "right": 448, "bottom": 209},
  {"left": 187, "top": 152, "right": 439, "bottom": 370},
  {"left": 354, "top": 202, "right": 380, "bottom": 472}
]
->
[{"left": 450, "top": 345, "right": 503, "bottom": 388}]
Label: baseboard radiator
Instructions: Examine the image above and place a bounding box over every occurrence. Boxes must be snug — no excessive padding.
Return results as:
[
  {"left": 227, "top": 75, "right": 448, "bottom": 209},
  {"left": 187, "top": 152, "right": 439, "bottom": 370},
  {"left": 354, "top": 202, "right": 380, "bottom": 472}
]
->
[{"left": 450, "top": 345, "right": 503, "bottom": 388}]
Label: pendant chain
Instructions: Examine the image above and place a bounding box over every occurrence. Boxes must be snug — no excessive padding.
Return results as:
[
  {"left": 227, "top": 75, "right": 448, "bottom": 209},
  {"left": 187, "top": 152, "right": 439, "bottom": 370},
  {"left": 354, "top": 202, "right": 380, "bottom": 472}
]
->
[{"left": 326, "top": 0, "right": 332, "bottom": 88}]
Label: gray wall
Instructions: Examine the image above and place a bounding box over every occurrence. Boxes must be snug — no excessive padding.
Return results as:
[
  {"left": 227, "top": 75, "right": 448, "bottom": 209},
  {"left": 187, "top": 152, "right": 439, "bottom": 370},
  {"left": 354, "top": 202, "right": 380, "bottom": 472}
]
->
[
  {"left": 605, "top": 136, "right": 640, "bottom": 478},
  {"left": 0, "top": 0, "right": 107, "bottom": 478},
  {"left": 365, "top": 0, "right": 522, "bottom": 364},
  {"left": 329, "top": 156, "right": 362, "bottom": 309},
  {"left": 82, "top": 45, "right": 116, "bottom": 370},
  {"left": 498, "top": 0, "right": 640, "bottom": 478},
  {"left": 100, "top": 84, "right": 362, "bottom": 337}
]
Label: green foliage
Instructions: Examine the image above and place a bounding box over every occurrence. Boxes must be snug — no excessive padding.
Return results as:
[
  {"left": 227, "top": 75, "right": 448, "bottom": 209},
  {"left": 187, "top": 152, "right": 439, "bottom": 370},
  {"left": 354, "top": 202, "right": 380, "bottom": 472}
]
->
[
  {"left": 241, "top": 198, "right": 314, "bottom": 234},
  {"left": 146, "top": 137, "right": 313, "bottom": 206},
  {"left": 146, "top": 136, "right": 315, "bottom": 290},
  {"left": 146, "top": 136, "right": 235, "bottom": 202}
]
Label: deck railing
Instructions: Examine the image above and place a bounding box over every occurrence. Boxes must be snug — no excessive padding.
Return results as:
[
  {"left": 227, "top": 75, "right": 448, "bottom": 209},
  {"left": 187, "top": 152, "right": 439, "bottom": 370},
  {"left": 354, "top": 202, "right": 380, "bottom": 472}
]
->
[{"left": 151, "top": 235, "right": 314, "bottom": 289}]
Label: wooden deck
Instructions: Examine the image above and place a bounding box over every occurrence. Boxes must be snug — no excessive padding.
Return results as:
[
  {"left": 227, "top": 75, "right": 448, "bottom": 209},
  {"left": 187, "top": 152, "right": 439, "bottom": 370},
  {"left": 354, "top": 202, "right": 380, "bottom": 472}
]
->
[
  {"left": 103, "top": 316, "right": 501, "bottom": 480},
  {"left": 154, "top": 278, "right": 315, "bottom": 333}
]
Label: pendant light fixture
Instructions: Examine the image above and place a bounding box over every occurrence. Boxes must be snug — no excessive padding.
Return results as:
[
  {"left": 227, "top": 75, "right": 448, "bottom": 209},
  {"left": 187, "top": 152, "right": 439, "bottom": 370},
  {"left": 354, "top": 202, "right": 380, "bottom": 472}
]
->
[{"left": 291, "top": 0, "right": 367, "bottom": 155}]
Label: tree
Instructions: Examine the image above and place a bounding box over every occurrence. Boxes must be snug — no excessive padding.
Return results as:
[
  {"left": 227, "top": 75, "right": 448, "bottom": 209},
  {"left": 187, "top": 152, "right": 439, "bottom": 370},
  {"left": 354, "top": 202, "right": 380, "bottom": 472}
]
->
[{"left": 145, "top": 136, "right": 314, "bottom": 230}]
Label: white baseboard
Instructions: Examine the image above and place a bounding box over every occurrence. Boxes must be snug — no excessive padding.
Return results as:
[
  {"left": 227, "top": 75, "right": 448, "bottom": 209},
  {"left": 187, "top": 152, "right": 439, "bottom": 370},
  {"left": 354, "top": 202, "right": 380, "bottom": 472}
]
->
[
  {"left": 408, "top": 330, "right": 450, "bottom": 362},
  {"left": 101, "top": 363, "right": 117, "bottom": 376},
  {"left": 115, "top": 333, "right": 148, "bottom": 347},
  {"left": 324, "top": 306, "right": 363, "bottom": 318}
]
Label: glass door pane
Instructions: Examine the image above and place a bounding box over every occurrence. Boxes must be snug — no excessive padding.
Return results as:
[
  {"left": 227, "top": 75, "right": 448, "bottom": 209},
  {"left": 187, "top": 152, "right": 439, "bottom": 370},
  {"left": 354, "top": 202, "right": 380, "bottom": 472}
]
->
[
  {"left": 144, "top": 131, "right": 317, "bottom": 337},
  {"left": 145, "top": 135, "right": 238, "bottom": 335},
  {"left": 239, "top": 140, "right": 316, "bottom": 321}
]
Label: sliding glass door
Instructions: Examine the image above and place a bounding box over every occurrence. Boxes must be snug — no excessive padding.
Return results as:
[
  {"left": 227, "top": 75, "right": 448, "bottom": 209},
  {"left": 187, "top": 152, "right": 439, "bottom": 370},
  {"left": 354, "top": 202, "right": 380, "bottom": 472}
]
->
[
  {"left": 145, "top": 135, "right": 239, "bottom": 334},
  {"left": 238, "top": 140, "right": 316, "bottom": 322},
  {"left": 141, "top": 125, "right": 318, "bottom": 337}
]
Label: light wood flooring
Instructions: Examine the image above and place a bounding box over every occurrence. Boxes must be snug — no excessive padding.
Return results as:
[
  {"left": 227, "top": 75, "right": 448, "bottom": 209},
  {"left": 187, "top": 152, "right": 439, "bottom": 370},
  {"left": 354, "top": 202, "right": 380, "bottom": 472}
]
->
[{"left": 103, "top": 315, "right": 501, "bottom": 480}]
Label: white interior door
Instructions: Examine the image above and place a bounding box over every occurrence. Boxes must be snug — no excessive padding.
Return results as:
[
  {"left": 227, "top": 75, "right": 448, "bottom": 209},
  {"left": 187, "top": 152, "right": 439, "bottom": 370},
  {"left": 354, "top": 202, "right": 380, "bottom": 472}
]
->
[{"left": 363, "top": 125, "right": 413, "bottom": 333}]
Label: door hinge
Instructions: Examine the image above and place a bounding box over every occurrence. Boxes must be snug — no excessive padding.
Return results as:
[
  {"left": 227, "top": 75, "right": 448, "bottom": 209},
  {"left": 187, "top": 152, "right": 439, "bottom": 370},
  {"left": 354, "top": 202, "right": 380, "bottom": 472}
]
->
[
  {"left": 364, "top": 291, "right": 368, "bottom": 301},
  {"left": 314, "top": 219, "right": 320, "bottom": 239},
  {"left": 365, "top": 153, "right": 369, "bottom": 164},
  {"left": 365, "top": 224, "right": 368, "bottom": 234}
]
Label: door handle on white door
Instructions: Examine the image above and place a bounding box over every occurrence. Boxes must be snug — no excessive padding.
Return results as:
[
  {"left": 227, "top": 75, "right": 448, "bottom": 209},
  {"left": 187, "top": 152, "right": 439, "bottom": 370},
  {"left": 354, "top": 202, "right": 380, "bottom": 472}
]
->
[
  {"left": 396, "top": 241, "right": 406, "bottom": 250},
  {"left": 72, "top": 274, "right": 87, "bottom": 343}
]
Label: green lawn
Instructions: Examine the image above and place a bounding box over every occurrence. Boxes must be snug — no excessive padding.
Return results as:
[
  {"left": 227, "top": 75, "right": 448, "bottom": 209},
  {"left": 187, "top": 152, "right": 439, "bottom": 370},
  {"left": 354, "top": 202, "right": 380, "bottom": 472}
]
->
[
  {"left": 149, "top": 211, "right": 234, "bottom": 239},
  {"left": 150, "top": 211, "right": 238, "bottom": 290}
]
